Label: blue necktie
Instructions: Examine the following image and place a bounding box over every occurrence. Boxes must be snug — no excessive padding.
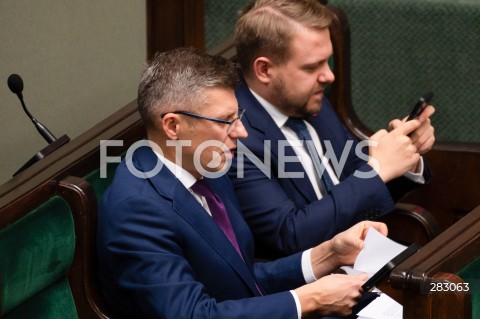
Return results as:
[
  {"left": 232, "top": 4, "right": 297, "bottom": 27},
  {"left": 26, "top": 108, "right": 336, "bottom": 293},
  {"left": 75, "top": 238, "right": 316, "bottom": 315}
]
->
[{"left": 285, "top": 117, "right": 335, "bottom": 195}]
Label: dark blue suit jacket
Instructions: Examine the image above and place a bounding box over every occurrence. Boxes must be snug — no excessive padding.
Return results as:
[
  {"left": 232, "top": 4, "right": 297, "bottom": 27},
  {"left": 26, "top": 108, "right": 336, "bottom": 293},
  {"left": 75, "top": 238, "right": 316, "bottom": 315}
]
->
[
  {"left": 97, "top": 145, "right": 305, "bottom": 319},
  {"left": 229, "top": 82, "right": 430, "bottom": 258}
]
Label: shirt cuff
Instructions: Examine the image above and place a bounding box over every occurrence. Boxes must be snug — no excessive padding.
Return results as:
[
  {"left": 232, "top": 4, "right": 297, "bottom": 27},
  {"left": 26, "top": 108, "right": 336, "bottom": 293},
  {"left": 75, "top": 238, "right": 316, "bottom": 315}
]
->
[
  {"left": 292, "top": 249, "right": 318, "bottom": 319},
  {"left": 403, "top": 157, "right": 425, "bottom": 184},
  {"left": 302, "top": 248, "right": 317, "bottom": 283},
  {"left": 289, "top": 290, "right": 302, "bottom": 319}
]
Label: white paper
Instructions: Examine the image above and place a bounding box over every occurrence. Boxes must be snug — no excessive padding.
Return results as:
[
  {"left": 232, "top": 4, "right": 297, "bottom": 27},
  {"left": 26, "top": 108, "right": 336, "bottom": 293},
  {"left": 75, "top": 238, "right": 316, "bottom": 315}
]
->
[
  {"left": 341, "top": 227, "right": 408, "bottom": 278},
  {"left": 340, "top": 227, "right": 405, "bottom": 319},
  {"left": 357, "top": 293, "right": 402, "bottom": 319}
]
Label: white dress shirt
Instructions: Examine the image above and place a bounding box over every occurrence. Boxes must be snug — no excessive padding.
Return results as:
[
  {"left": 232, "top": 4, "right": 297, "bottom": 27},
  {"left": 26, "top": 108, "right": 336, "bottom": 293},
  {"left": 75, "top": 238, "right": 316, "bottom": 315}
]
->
[
  {"left": 249, "top": 89, "right": 425, "bottom": 197},
  {"left": 250, "top": 90, "right": 340, "bottom": 199}
]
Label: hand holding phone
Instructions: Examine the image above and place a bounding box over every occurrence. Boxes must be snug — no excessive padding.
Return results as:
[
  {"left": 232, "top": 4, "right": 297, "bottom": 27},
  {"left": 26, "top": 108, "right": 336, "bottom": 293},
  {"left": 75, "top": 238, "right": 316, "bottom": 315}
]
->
[{"left": 407, "top": 92, "right": 433, "bottom": 121}]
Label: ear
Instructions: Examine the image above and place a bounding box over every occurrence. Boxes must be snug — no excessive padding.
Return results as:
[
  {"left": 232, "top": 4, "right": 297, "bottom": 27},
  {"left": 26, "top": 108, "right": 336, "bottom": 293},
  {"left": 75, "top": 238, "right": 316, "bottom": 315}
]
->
[
  {"left": 161, "top": 113, "right": 181, "bottom": 140},
  {"left": 252, "top": 57, "right": 274, "bottom": 84}
]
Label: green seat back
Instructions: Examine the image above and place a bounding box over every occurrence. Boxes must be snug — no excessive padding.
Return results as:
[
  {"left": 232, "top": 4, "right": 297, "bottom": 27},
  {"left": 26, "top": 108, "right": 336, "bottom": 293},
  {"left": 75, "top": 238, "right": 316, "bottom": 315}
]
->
[
  {"left": 457, "top": 256, "right": 480, "bottom": 319},
  {"left": 204, "top": 0, "right": 250, "bottom": 50},
  {"left": 328, "top": 0, "right": 480, "bottom": 143},
  {"left": 0, "top": 196, "right": 77, "bottom": 318},
  {"left": 84, "top": 162, "right": 119, "bottom": 201}
]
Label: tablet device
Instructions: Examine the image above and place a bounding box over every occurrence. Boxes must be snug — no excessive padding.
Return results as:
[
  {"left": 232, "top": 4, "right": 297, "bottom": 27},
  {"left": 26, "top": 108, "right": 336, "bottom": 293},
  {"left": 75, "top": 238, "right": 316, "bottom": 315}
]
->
[{"left": 362, "top": 243, "right": 420, "bottom": 291}]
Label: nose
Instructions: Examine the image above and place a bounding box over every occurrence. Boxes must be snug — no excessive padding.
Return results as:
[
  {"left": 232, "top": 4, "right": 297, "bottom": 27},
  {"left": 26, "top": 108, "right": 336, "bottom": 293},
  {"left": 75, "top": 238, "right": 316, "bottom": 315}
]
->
[
  {"left": 229, "top": 120, "right": 248, "bottom": 139},
  {"left": 318, "top": 64, "right": 335, "bottom": 84}
]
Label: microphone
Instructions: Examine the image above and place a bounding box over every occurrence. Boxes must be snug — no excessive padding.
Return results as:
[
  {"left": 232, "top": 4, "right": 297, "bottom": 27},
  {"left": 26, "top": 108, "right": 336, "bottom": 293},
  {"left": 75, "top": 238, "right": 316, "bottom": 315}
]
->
[{"left": 7, "top": 73, "right": 57, "bottom": 144}]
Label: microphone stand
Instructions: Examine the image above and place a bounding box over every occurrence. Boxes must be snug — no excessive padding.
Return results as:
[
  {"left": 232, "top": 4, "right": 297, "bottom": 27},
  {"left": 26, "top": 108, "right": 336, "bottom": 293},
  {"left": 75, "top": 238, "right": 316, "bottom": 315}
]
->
[
  {"left": 13, "top": 134, "right": 70, "bottom": 177},
  {"left": 7, "top": 73, "right": 70, "bottom": 177}
]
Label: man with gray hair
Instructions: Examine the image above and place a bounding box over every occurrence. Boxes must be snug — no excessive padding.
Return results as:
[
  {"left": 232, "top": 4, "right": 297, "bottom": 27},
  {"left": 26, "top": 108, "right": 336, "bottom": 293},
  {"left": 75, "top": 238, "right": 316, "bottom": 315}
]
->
[{"left": 96, "top": 47, "right": 388, "bottom": 318}]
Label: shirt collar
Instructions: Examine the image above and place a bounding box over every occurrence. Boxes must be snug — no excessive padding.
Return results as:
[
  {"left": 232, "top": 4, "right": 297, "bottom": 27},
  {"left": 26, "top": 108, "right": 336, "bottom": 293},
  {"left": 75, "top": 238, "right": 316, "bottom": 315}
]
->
[
  {"left": 152, "top": 148, "right": 198, "bottom": 189},
  {"left": 249, "top": 88, "right": 289, "bottom": 128}
]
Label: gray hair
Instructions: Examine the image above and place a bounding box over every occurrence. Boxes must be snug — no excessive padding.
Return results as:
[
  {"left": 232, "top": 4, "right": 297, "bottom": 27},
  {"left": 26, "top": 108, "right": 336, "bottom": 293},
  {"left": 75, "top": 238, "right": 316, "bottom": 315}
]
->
[{"left": 137, "top": 47, "right": 240, "bottom": 129}]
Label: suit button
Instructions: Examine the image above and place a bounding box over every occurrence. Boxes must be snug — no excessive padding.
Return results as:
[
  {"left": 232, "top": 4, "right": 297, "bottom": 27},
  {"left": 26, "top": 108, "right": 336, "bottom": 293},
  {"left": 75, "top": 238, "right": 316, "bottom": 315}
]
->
[{"left": 362, "top": 209, "right": 380, "bottom": 220}]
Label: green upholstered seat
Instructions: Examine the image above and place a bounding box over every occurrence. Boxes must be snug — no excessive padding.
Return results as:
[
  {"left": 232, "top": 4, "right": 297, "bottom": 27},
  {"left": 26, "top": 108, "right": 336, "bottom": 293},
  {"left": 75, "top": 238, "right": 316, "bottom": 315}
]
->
[
  {"left": 84, "top": 162, "right": 119, "bottom": 201},
  {"left": 4, "top": 280, "right": 77, "bottom": 319},
  {"left": 457, "top": 256, "right": 480, "bottom": 319},
  {"left": 0, "top": 196, "right": 78, "bottom": 318}
]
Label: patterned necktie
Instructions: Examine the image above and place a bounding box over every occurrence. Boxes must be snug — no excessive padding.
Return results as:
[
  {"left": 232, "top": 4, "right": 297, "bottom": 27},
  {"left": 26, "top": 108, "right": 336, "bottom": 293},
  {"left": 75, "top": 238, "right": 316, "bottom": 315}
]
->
[
  {"left": 191, "top": 179, "right": 244, "bottom": 258},
  {"left": 285, "top": 117, "right": 334, "bottom": 195}
]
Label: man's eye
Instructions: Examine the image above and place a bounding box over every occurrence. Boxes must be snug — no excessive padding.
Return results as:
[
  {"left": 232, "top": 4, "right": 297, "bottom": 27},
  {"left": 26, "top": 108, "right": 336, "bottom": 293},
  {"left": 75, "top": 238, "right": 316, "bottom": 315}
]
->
[{"left": 304, "top": 66, "right": 318, "bottom": 72}]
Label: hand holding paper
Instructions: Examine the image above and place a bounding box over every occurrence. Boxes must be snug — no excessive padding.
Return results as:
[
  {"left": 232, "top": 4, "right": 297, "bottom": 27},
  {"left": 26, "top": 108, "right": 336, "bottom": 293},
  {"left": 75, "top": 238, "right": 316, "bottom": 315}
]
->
[
  {"left": 338, "top": 227, "right": 419, "bottom": 319},
  {"left": 329, "top": 221, "right": 389, "bottom": 269},
  {"left": 342, "top": 226, "right": 408, "bottom": 278}
]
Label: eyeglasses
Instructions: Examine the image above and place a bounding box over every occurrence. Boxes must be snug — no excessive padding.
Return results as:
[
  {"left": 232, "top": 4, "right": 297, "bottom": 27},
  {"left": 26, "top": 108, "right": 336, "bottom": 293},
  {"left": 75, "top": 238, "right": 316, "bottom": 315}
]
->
[{"left": 161, "top": 108, "right": 245, "bottom": 135}]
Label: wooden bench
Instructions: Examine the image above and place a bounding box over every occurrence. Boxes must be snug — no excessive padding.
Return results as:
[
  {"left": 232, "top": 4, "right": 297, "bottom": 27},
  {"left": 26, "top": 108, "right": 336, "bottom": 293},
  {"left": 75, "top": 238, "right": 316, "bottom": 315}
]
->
[
  {"left": 0, "top": 2, "right": 477, "bottom": 317},
  {"left": 0, "top": 99, "right": 144, "bottom": 318},
  {"left": 378, "top": 204, "right": 480, "bottom": 319}
]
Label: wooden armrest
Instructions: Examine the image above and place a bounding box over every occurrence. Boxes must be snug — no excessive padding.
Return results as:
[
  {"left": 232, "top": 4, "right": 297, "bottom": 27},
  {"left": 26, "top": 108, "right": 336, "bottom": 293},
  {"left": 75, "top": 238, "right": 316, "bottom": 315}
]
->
[
  {"left": 427, "top": 272, "right": 472, "bottom": 319},
  {"left": 385, "top": 205, "right": 480, "bottom": 319},
  {"left": 378, "top": 203, "right": 442, "bottom": 246},
  {"left": 391, "top": 204, "right": 480, "bottom": 290},
  {"left": 59, "top": 176, "right": 113, "bottom": 319}
]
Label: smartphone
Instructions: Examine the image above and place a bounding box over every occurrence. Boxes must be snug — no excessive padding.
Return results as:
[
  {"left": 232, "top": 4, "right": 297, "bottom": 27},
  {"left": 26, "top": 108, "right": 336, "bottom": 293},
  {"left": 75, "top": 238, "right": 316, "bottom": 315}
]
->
[{"left": 407, "top": 92, "right": 433, "bottom": 121}]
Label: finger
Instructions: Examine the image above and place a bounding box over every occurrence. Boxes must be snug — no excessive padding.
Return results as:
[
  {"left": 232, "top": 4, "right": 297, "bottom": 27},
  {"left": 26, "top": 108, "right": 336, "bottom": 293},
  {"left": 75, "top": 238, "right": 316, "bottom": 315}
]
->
[
  {"left": 375, "top": 222, "right": 388, "bottom": 236},
  {"left": 354, "top": 238, "right": 364, "bottom": 250},
  {"left": 369, "top": 129, "right": 388, "bottom": 140},
  {"left": 411, "top": 128, "right": 429, "bottom": 147},
  {"left": 389, "top": 119, "right": 403, "bottom": 130},
  {"left": 366, "top": 221, "right": 388, "bottom": 236},
  {"left": 408, "top": 143, "right": 418, "bottom": 154},
  {"left": 412, "top": 121, "right": 434, "bottom": 149},
  {"left": 360, "top": 222, "right": 372, "bottom": 238},
  {"left": 418, "top": 105, "right": 436, "bottom": 121},
  {"left": 417, "top": 135, "right": 435, "bottom": 154},
  {"left": 357, "top": 272, "right": 369, "bottom": 282},
  {"left": 410, "top": 118, "right": 431, "bottom": 141},
  {"left": 392, "top": 119, "right": 421, "bottom": 136},
  {"left": 364, "top": 221, "right": 388, "bottom": 235}
]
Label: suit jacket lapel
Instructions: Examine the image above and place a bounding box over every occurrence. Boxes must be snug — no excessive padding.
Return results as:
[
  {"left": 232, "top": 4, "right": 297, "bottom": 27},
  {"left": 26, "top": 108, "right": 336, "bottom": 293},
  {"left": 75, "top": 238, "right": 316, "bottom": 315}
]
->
[
  {"left": 171, "top": 182, "right": 262, "bottom": 296},
  {"left": 134, "top": 146, "right": 261, "bottom": 296}
]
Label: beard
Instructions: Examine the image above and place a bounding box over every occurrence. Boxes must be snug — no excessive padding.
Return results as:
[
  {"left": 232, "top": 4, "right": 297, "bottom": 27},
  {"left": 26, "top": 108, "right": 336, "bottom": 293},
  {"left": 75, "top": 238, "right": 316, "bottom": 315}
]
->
[{"left": 270, "top": 75, "right": 323, "bottom": 118}]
